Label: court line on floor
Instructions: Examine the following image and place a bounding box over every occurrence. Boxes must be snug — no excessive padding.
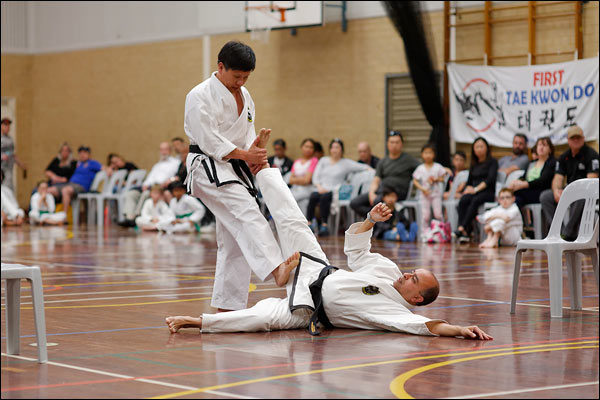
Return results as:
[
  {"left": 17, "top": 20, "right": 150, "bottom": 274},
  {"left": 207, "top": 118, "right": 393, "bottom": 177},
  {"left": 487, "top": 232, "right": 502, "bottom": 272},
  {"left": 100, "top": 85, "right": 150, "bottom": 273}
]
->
[
  {"left": 2, "top": 287, "right": 283, "bottom": 306},
  {"left": 389, "top": 345, "right": 599, "bottom": 398},
  {"left": 151, "top": 341, "right": 599, "bottom": 399},
  {"left": 4, "top": 338, "right": 596, "bottom": 395},
  {"left": 439, "top": 381, "right": 599, "bottom": 399},
  {"left": 0, "top": 353, "right": 253, "bottom": 399}
]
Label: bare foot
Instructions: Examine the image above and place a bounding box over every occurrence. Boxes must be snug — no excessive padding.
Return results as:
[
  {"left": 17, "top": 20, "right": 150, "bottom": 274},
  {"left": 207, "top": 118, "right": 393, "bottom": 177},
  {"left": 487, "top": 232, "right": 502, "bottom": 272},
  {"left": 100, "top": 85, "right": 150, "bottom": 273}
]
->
[
  {"left": 256, "top": 128, "right": 271, "bottom": 149},
  {"left": 165, "top": 316, "right": 202, "bottom": 333},
  {"left": 479, "top": 240, "right": 497, "bottom": 248},
  {"left": 273, "top": 252, "right": 301, "bottom": 287}
]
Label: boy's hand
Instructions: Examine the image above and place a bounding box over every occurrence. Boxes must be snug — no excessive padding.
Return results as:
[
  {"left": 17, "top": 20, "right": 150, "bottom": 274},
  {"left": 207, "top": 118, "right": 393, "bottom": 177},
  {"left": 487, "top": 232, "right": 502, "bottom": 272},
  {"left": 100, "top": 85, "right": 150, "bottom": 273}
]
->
[{"left": 369, "top": 202, "right": 392, "bottom": 223}]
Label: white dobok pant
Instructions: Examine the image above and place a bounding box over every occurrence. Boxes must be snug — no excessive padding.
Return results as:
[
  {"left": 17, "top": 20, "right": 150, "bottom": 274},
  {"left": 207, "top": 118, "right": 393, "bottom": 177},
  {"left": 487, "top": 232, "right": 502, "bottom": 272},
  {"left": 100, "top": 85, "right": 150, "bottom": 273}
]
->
[
  {"left": 29, "top": 211, "right": 66, "bottom": 225},
  {"left": 202, "top": 168, "right": 326, "bottom": 332},
  {"left": 188, "top": 160, "right": 285, "bottom": 311},
  {"left": 156, "top": 219, "right": 196, "bottom": 233},
  {"left": 488, "top": 219, "right": 521, "bottom": 246}
]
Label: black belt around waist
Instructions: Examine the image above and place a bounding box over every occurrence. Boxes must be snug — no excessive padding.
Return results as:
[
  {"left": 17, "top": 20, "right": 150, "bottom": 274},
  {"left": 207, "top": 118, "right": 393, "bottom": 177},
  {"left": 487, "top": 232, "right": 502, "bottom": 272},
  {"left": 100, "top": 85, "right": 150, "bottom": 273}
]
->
[
  {"left": 308, "top": 264, "right": 339, "bottom": 336},
  {"left": 189, "top": 144, "right": 259, "bottom": 199}
]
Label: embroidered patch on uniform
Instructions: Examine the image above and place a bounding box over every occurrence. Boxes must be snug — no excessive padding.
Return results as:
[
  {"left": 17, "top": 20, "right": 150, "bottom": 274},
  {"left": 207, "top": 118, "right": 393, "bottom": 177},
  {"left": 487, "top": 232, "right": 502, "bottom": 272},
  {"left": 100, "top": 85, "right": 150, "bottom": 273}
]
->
[
  {"left": 362, "top": 285, "right": 380, "bottom": 295},
  {"left": 247, "top": 109, "right": 253, "bottom": 122}
]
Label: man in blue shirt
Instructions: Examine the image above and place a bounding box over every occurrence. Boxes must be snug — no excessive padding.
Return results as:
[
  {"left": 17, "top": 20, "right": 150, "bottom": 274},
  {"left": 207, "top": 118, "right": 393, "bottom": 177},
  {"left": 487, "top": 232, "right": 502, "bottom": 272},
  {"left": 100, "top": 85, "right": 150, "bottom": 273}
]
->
[{"left": 48, "top": 145, "right": 102, "bottom": 216}]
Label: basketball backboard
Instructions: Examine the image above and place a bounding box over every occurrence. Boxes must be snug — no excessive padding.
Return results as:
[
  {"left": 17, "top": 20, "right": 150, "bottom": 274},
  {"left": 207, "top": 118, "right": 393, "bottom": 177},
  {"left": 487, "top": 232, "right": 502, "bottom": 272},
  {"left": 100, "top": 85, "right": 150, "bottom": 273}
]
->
[{"left": 245, "top": 1, "right": 323, "bottom": 31}]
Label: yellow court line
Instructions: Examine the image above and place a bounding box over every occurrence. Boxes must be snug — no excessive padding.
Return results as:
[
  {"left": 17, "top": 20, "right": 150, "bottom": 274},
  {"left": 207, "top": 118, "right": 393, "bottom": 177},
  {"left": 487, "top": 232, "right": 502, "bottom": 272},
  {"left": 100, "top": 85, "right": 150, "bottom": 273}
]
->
[
  {"left": 149, "top": 341, "right": 598, "bottom": 399},
  {"left": 17, "top": 297, "right": 212, "bottom": 309},
  {"left": 390, "top": 345, "right": 599, "bottom": 398},
  {"left": 42, "top": 276, "right": 214, "bottom": 287},
  {"left": 7, "top": 284, "right": 256, "bottom": 310},
  {"left": 10, "top": 230, "right": 74, "bottom": 246}
]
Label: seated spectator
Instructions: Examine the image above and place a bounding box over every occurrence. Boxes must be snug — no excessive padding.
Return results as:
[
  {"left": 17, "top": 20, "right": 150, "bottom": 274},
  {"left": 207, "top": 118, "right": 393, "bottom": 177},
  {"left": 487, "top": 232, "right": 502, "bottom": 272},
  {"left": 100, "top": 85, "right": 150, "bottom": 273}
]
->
[
  {"left": 357, "top": 141, "right": 380, "bottom": 168},
  {"left": 307, "top": 138, "right": 371, "bottom": 236},
  {"left": 47, "top": 145, "right": 102, "bottom": 216},
  {"left": 350, "top": 131, "right": 420, "bottom": 219},
  {"left": 380, "top": 188, "right": 418, "bottom": 241},
  {"left": 540, "top": 125, "right": 599, "bottom": 241},
  {"left": 289, "top": 138, "right": 319, "bottom": 216},
  {"left": 120, "top": 142, "right": 180, "bottom": 227},
  {"left": 135, "top": 185, "right": 175, "bottom": 231},
  {"left": 443, "top": 150, "right": 467, "bottom": 200},
  {"left": 106, "top": 153, "right": 138, "bottom": 177},
  {"left": 412, "top": 143, "right": 447, "bottom": 231},
  {"left": 1, "top": 170, "right": 25, "bottom": 226},
  {"left": 1, "top": 117, "right": 27, "bottom": 191},
  {"left": 29, "top": 181, "right": 66, "bottom": 225},
  {"left": 477, "top": 188, "right": 523, "bottom": 248},
  {"left": 498, "top": 133, "right": 530, "bottom": 176},
  {"left": 313, "top": 141, "right": 324, "bottom": 159},
  {"left": 44, "top": 142, "right": 77, "bottom": 200},
  {"left": 164, "top": 137, "right": 189, "bottom": 203},
  {"left": 268, "top": 139, "right": 293, "bottom": 179},
  {"left": 507, "top": 136, "right": 556, "bottom": 208},
  {"left": 453, "top": 137, "right": 498, "bottom": 243},
  {"left": 157, "top": 182, "right": 205, "bottom": 234}
]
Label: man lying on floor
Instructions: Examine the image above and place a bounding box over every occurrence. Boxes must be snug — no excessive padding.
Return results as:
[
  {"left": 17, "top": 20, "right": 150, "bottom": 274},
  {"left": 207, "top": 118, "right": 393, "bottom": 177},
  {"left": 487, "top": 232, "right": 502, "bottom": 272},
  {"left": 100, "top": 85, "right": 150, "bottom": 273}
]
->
[{"left": 166, "top": 166, "right": 492, "bottom": 340}]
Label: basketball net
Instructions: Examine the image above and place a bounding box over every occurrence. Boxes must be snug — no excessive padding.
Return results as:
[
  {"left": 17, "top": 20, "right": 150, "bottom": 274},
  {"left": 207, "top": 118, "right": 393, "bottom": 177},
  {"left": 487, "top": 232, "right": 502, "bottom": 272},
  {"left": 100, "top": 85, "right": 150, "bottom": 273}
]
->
[
  {"left": 250, "top": 26, "right": 272, "bottom": 44},
  {"left": 247, "top": 5, "right": 286, "bottom": 44}
]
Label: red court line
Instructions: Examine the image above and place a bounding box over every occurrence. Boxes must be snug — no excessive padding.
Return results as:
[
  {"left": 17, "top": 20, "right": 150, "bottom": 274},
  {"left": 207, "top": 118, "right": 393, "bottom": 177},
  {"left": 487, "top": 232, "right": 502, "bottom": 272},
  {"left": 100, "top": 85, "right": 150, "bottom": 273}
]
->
[{"left": 3, "top": 336, "right": 598, "bottom": 393}]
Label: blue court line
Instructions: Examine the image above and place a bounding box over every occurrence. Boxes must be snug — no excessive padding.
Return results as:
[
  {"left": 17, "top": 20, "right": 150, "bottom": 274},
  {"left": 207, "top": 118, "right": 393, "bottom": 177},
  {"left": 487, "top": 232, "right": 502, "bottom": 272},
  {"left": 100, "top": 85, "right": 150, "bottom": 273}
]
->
[
  {"left": 427, "top": 294, "right": 599, "bottom": 310},
  {"left": 3, "top": 295, "right": 598, "bottom": 340}
]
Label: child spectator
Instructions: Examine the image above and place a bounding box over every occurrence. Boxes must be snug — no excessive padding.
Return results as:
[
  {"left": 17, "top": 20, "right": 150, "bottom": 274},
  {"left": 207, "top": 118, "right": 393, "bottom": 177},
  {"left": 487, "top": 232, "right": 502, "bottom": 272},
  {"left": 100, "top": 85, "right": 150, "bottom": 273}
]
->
[
  {"left": 477, "top": 188, "right": 523, "bottom": 248},
  {"left": 412, "top": 143, "right": 447, "bottom": 232},
  {"left": 135, "top": 185, "right": 174, "bottom": 231},
  {"left": 29, "top": 181, "right": 67, "bottom": 225},
  {"left": 443, "top": 150, "right": 467, "bottom": 200},
  {"left": 1, "top": 170, "right": 25, "bottom": 226},
  {"left": 157, "top": 183, "right": 205, "bottom": 234}
]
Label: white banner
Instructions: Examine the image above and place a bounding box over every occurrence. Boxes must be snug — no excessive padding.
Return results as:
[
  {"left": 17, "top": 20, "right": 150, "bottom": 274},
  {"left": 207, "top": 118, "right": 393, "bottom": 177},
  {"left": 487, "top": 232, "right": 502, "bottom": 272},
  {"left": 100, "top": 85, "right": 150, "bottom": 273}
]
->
[{"left": 448, "top": 57, "right": 599, "bottom": 147}]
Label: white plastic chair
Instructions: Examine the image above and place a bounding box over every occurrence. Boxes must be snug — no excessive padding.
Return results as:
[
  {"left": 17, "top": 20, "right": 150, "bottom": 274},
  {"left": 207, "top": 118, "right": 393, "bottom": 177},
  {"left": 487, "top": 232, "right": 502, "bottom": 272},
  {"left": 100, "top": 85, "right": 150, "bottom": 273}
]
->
[
  {"left": 523, "top": 203, "right": 543, "bottom": 240},
  {"left": 78, "top": 170, "right": 127, "bottom": 226},
  {"left": 510, "top": 178, "right": 599, "bottom": 318},
  {"left": 72, "top": 170, "right": 107, "bottom": 227},
  {"left": 395, "top": 180, "right": 422, "bottom": 240},
  {"left": 101, "top": 169, "right": 146, "bottom": 223},
  {"left": 330, "top": 169, "right": 375, "bottom": 235},
  {"left": 1, "top": 263, "right": 48, "bottom": 363},
  {"left": 443, "top": 170, "right": 469, "bottom": 232}
]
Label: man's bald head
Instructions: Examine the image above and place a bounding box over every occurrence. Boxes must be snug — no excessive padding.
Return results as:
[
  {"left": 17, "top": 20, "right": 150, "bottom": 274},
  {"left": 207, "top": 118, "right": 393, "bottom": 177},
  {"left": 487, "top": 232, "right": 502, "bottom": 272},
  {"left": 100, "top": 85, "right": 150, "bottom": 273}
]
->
[
  {"left": 393, "top": 268, "right": 440, "bottom": 306},
  {"left": 159, "top": 142, "right": 172, "bottom": 159},
  {"left": 357, "top": 142, "right": 372, "bottom": 163}
]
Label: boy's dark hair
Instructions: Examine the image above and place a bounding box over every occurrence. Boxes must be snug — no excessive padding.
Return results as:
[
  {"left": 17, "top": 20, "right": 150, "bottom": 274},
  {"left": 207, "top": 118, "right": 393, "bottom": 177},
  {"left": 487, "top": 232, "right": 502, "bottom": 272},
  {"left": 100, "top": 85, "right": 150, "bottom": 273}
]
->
[
  {"left": 381, "top": 186, "right": 398, "bottom": 198},
  {"left": 218, "top": 41, "right": 256, "bottom": 71},
  {"left": 171, "top": 182, "right": 186, "bottom": 191},
  {"left": 171, "top": 137, "right": 185, "bottom": 143},
  {"left": 454, "top": 150, "right": 466, "bottom": 159},
  {"left": 314, "top": 141, "right": 323, "bottom": 154},
  {"left": 273, "top": 139, "right": 286, "bottom": 148},
  {"left": 421, "top": 143, "right": 436, "bottom": 154}
]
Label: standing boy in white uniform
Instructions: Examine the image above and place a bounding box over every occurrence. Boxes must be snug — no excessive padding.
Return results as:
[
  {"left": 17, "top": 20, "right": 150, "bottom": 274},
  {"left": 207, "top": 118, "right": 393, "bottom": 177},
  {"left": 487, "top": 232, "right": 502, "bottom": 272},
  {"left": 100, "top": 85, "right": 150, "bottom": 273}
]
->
[
  {"left": 166, "top": 166, "right": 493, "bottom": 341},
  {"left": 184, "top": 41, "right": 290, "bottom": 311}
]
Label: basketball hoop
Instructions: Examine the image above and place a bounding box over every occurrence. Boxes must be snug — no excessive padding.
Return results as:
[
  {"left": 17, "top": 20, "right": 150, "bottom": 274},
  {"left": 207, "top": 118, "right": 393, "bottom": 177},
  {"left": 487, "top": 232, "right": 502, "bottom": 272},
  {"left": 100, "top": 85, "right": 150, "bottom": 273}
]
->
[{"left": 245, "top": 4, "right": 288, "bottom": 23}]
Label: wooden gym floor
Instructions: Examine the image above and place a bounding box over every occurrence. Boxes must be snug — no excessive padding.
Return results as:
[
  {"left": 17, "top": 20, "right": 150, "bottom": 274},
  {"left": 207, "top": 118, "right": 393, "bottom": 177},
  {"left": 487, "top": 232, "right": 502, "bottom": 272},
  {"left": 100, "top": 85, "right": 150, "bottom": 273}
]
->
[{"left": 1, "top": 224, "right": 598, "bottom": 399}]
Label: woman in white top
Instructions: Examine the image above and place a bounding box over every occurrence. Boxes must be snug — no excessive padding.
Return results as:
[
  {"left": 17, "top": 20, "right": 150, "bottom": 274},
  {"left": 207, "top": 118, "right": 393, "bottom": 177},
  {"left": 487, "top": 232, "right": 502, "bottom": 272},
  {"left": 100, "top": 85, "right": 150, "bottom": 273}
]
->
[
  {"left": 289, "top": 138, "right": 319, "bottom": 216},
  {"left": 307, "top": 138, "right": 371, "bottom": 236},
  {"left": 29, "top": 181, "right": 67, "bottom": 225}
]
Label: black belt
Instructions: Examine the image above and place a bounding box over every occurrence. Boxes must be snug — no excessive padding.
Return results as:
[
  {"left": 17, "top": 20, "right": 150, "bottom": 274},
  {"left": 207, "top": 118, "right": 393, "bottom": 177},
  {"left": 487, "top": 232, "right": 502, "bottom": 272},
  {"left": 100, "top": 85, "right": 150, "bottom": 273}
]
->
[
  {"left": 189, "top": 144, "right": 259, "bottom": 199},
  {"left": 308, "top": 264, "right": 339, "bottom": 336}
]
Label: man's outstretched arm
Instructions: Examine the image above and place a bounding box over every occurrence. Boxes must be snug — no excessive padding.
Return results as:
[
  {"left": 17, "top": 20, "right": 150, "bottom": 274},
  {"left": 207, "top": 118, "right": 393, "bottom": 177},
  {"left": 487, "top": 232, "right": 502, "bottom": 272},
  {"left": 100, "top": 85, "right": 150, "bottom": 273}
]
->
[
  {"left": 354, "top": 202, "right": 392, "bottom": 234},
  {"left": 425, "top": 321, "right": 493, "bottom": 340}
]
